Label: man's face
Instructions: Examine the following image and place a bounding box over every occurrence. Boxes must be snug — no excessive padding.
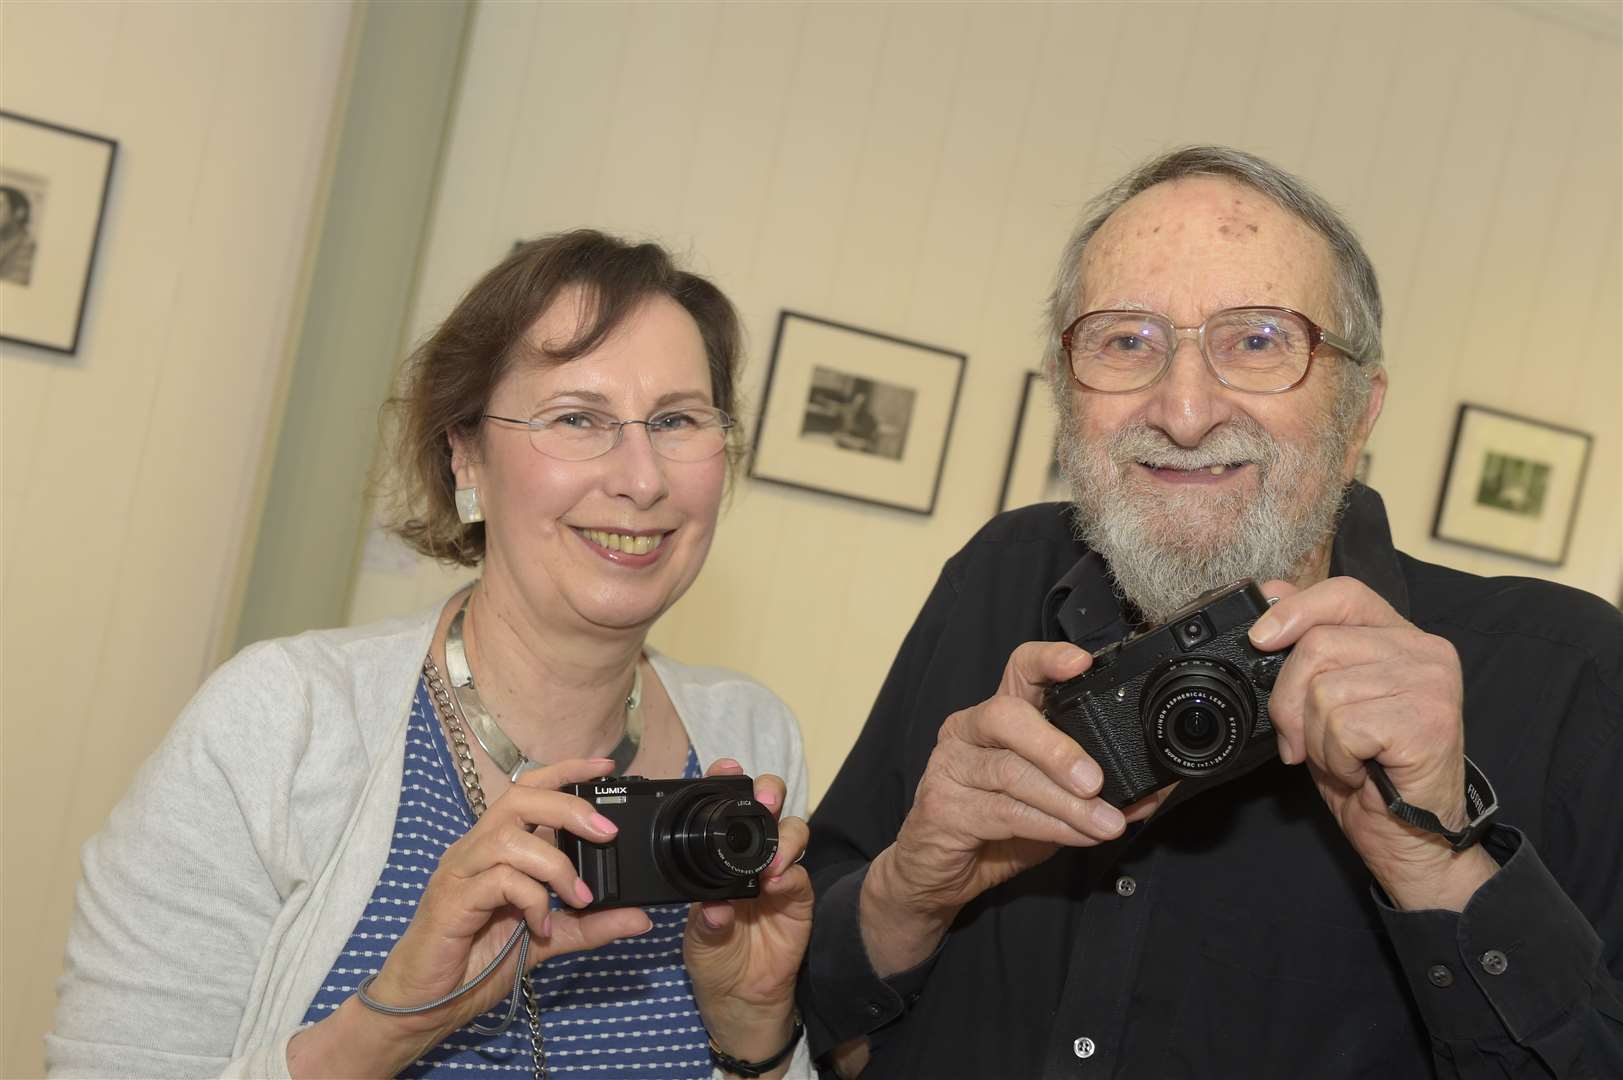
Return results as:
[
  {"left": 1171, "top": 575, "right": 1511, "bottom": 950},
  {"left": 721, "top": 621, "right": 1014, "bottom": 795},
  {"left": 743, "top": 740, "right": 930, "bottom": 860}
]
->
[{"left": 1058, "top": 176, "right": 1382, "bottom": 623}]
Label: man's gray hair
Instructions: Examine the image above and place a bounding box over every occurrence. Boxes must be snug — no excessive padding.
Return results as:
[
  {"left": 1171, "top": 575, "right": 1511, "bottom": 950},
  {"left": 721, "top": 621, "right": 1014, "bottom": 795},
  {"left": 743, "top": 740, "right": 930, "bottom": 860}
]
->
[{"left": 1043, "top": 146, "right": 1385, "bottom": 389}]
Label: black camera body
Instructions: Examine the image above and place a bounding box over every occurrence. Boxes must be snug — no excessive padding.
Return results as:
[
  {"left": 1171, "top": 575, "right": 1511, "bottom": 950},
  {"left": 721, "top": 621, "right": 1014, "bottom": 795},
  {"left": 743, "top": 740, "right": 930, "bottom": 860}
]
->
[
  {"left": 557, "top": 774, "right": 779, "bottom": 909},
  {"left": 1043, "top": 580, "right": 1290, "bottom": 808}
]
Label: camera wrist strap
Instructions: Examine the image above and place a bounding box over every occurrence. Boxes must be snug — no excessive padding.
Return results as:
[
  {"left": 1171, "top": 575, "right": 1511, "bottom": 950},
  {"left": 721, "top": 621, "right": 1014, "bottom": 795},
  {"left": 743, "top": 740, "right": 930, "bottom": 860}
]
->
[
  {"left": 1366, "top": 755, "right": 1498, "bottom": 853},
  {"left": 351, "top": 656, "right": 538, "bottom": 1039}
]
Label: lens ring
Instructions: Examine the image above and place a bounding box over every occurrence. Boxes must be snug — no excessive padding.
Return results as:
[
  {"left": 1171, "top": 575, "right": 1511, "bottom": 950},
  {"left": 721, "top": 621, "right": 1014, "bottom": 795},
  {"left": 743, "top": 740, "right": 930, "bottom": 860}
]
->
[
  {"left": 654, "top": 783, "right": 780, "bottom": 894},
  {"left": 1140, "top": 658, "right": 1254, "bottom": 776}
]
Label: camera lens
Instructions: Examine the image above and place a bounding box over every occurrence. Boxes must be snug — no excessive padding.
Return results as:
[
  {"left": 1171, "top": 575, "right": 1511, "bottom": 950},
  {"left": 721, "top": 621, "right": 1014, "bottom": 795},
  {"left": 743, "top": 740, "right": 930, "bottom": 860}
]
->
[
  {"left": 1174, "top": 707, "right": 1219, "bottom": 752},
  {"left": 1140, "top": 658, "right": 1254, "bottom": 776},
  {"left": 654, "top": 783, "right": 779, "bottom": 894}
]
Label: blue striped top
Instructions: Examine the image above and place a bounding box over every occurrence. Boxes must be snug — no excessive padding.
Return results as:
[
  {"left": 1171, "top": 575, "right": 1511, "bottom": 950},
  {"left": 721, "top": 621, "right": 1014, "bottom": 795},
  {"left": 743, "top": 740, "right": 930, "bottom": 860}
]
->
[{"left": 302, "top": 677, "right": 711, "bottom": 1077}]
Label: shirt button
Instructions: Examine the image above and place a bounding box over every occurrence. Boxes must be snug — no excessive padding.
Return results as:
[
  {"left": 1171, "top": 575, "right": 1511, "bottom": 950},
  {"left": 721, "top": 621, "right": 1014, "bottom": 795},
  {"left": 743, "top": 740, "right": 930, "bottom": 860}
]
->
[
  {"left": 1115, "top": 876, "right": 1137, "bottom": 897},
  {"left": 865, "top": 1001, "right": 883, "bottom": 1017},
  {"left": 1426, "top": 964, "right": 1454, "bottom": 988},
  {"left": 1073, "top": 1036, "right": 1096, "bottom": 1059},
  {"left": 1479, "top": 950, "right": 1509, "bottom": 976}
]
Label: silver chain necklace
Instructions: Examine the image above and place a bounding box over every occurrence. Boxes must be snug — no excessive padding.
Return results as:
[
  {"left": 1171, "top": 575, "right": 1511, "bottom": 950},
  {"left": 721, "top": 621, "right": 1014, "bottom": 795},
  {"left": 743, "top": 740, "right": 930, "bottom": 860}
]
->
[
  {"left": 423, "top": 654, "right": 550, "bottom": 1080},
  {"left": 444, "top": 593, "right": 642, "bottom": 781}
]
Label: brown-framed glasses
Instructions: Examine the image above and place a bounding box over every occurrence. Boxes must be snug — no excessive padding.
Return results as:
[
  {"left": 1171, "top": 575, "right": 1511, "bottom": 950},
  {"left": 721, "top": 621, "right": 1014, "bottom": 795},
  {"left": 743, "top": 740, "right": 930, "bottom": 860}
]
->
[{"left": 1059, "top": 306, "right": 1369, "bottom": 394}]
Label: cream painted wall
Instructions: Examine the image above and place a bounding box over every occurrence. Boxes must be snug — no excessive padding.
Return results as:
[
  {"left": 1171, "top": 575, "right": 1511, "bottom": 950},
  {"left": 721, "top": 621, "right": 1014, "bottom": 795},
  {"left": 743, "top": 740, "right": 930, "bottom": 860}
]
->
[
  {"left": 1, "top": 2, "right": 354, "bottom": 1075},
  {"left": 347, "top": 0, "right": 1622, "bottom": 816}
]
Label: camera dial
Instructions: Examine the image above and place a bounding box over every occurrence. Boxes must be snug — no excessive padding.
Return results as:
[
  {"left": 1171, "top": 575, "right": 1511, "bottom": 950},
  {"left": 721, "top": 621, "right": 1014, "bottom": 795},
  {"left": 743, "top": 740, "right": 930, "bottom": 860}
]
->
[{"left": 1140, "top": 657, "right": 1256, "bottom": 776}]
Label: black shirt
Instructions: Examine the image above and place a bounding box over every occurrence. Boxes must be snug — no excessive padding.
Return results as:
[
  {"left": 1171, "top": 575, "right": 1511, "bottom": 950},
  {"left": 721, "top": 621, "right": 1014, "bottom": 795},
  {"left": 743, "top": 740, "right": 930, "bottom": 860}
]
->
[{"left": 800, "top": 487, "right": 1623, "bottom": 1078}]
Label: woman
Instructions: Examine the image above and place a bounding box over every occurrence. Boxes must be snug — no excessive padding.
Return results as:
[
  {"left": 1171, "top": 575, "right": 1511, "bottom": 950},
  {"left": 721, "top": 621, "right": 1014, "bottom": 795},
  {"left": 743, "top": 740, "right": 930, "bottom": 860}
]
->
[{"left": 48, "top": 231, "right": 813, "bottom": 1079}]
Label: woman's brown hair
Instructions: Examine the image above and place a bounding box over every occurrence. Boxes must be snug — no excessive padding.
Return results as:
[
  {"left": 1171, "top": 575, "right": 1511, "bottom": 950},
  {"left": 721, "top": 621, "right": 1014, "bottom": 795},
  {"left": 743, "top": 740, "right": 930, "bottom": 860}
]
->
[{"left": 386, "top": 229, "right": 743, "bottom": 566}]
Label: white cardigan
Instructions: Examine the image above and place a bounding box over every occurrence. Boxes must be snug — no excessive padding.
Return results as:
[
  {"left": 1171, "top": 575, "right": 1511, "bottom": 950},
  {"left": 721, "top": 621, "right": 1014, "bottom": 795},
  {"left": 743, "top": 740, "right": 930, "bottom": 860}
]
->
[{"left": 47, "top": 604, "right": 810, "bottom": 1078}]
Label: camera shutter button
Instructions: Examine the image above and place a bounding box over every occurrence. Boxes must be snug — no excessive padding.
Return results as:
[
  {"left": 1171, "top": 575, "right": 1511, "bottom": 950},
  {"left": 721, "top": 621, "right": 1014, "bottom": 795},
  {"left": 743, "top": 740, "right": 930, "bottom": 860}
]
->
[{"left": 1114, "top": 876, "right": 1136, "bottom": 897}]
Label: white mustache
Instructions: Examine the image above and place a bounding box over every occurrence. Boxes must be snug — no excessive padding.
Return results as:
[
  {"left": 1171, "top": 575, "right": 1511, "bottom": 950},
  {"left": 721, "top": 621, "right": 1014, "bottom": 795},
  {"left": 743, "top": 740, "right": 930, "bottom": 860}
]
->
[{"left": 1106, "top": 420, "right": 1280, "bottom": 471}]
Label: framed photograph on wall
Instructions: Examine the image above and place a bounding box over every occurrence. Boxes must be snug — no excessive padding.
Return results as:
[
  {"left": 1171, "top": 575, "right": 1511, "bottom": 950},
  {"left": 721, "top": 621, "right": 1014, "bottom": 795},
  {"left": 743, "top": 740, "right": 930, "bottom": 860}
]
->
[
  {"left": 1431, "top": 403, "right": 1593, "bottom": 566},
  {"left": 999, "top": 370, "right": 1069, "bottom": 512},
  {"left": 0, "top": 111, "right": 118, "bottom": 354},
  {"left": 748, "top": 311, "right": 966, "bottom": 515}
]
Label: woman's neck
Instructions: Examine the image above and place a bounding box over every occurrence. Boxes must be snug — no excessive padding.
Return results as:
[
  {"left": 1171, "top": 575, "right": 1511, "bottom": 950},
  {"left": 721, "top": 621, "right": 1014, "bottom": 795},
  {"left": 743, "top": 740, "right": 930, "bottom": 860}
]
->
[{"left": 453, "top": 580, "right": 646, "bottom": 764}]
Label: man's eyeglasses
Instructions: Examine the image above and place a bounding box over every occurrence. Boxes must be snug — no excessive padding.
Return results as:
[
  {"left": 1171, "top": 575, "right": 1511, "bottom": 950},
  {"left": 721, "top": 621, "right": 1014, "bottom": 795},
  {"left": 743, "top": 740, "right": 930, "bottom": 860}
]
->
[
  {"left": 482, "top": 405, "right": 734, "bottom": 462},
  {"left": 1059, "top": 306, "right": 1369, "bottom": 394}
]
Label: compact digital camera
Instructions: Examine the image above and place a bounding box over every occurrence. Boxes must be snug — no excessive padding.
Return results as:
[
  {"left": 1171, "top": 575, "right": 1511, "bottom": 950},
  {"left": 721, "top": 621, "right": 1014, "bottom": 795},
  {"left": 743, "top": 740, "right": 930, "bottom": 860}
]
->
[
  {"left": 1042, "top": 580, "right": 1290, "bottom": 808},
  {"left": 557, "top": 774, "right": 779, "bottom": 909}
]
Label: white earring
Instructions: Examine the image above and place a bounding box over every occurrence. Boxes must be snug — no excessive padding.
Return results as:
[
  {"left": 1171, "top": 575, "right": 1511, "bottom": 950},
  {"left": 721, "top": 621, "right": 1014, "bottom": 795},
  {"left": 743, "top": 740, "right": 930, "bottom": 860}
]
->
[{"left": 455, "top": 486, "right": 483, "bottom": 524}]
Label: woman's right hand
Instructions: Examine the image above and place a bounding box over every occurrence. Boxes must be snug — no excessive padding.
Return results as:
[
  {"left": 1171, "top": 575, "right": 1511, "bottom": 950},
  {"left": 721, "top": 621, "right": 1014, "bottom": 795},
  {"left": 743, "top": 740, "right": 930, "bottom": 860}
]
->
[{"left": 288, "top": 757, "right": 654, "bottom": 1078}]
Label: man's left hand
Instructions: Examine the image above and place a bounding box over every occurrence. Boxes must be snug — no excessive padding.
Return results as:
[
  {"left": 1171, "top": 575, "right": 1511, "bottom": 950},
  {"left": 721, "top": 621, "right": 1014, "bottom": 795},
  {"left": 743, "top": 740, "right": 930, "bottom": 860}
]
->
[{"left": 1249, "top": 577, "right": 1498, "bottom": 912}]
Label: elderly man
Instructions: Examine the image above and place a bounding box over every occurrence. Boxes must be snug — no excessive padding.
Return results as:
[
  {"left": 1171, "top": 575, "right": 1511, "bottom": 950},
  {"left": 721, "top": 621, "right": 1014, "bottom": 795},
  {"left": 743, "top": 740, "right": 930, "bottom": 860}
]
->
[{"left": 799, "top": 147, "right": 1622, "bottom": 1078}]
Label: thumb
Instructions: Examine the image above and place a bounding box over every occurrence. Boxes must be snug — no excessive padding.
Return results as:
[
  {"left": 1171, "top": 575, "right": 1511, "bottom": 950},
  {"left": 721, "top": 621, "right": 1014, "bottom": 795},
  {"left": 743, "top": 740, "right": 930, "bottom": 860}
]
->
[
  {"left": 998, "top": 640, "right": 1092, "bottom": 705},
  {"left": 686, "top": 900, "right": 737, "bottom": 947}
]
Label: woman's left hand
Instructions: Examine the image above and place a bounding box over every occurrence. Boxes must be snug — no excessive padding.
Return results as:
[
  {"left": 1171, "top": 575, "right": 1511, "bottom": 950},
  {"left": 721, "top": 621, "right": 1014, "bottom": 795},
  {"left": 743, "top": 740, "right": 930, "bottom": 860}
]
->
[{"left": 684, "top": 759, "right": 812, "bottom": 1071}]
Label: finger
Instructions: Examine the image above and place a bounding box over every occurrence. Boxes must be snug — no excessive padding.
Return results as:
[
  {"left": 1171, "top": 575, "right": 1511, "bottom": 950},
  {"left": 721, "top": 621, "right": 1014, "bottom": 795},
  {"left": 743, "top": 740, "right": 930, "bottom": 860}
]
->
[
  {"left": 764, "top": 816, "right": 809, "bottom": 880},
  {"left": 997, "top": 640, "right": 1094, "bottom": 705},
  {"left": 485, "top": 786, "right": 621, "bottom": 845},
  {"left": 538, "top": 907, "right": 654, "bottom": 965},
  {"left": 431, "top": 864, "right": 555, "bottom": 938},
  {"left": 1250, "top": 576, "right": 1404, "bottom": 651},
  {"left": 703, "top": 757, "right": 744, "bottom": 778},
  {"left": 947, "top": 695, "right": 1103, "bottom": 800},
  {"left": 448, "top": 824, "right": 601, "bottom": 910},
  {"left": 513, "top": 756, "right": 621, "bottom": 792},
  {"left": 1267, "top": 626, "right": 1415, "bottom": 764},
  {"left": 1311, "top": 686, "right": 1390, "bottom": 790},
  {"left": 954, "top": 784, "right": 1123, "bottom": 845},
  {"left": 1121, "top": 783, "right": 1177, "bottom": 823},
  {"left": 752, "top": 774, "right": 787, "bottom": 820},
  {"left": 690, "top": 900, "right": 735, "bottom": 937}
]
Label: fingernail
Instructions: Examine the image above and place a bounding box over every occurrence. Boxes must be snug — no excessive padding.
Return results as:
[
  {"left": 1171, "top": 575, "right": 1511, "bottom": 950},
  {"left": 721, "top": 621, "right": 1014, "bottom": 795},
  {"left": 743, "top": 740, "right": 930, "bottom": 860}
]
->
[
  {"left": 1071, "top": 758, "right": 1103, "bottom": 796},
  {"left": 541, "top": 913, "right": 553, "bottom": 938},
  {"left": 636, "top": 914, "right": 654, "bottom": 935},
  {"left": 1276, "top": 736, "right": 1293, "bottom": 765},
  {"left": 1249, "top": 614, "right": 1279, "bottom": 647},
  {"left": 590, "top": 756, "right": 616, "bottom": 765},
  {"left": 701, "top": 906, "right": 724, "bottom": 930},
  {"left": 755, "top": 787, "right": 779, "bottom": 808},
  {"left": 589, "top": 813, "right": 619, "bottom": 835},
  {"left": 714, "top": 758, "right": 739, "bottom": 771},
  {"left": 1094, "top": 802, "right": 1125, "bottom": 832},
  {"left": 574, "top": 880, "right": 594, "bottom": 905}
]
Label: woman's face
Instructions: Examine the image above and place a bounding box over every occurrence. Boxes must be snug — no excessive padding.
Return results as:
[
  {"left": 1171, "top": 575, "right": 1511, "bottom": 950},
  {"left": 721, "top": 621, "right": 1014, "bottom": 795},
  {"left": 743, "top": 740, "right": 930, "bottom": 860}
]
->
[{"left": 451, "top": 289, "right": 727, "bottom": 638}]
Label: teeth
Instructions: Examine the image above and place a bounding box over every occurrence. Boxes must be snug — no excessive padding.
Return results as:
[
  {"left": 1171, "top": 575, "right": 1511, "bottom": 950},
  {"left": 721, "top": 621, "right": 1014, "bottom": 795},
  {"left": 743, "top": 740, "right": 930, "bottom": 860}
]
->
[
  {"left": 1209, "top": 464, "right": 1227, "bottom": 476},
  {"left": 582, "top": 529, "right": 664, "bottom": 556}
]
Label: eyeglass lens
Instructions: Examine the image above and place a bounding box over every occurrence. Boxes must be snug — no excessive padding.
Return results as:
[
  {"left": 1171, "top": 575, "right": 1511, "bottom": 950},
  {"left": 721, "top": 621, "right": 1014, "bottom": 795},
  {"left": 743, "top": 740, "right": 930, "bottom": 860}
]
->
[
  {"left": 526, "top": 406, "right": 730, "bottom": 462},
  {"left": 1069, "top": 308, "right": 1313, "bottom": 392}
]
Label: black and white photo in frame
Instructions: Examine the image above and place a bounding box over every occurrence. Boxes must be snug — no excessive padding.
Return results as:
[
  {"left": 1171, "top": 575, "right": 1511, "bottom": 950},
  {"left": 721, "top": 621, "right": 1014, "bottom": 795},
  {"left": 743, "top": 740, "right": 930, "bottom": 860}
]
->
[
  {"left": 0, "top": 111, "right": 117, "bottom": 354},
  {"left": 749, "top": 311, "right": 965, "bottom": 515},
  {"left": 1431, "top": 403, "right": 1593, "bottom": 567}
]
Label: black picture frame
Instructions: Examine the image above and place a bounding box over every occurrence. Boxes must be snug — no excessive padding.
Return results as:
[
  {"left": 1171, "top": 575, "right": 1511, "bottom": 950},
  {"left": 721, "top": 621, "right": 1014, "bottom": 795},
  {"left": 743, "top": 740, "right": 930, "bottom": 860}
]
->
[
  {"left": 747, "top": 310, "right": 966, "bottom": 515},
  {"left": 0, "top": 110, "right": 118, "bottom": 355},
  {"left": 1430, "top": 403, "right": 1593, "bottom": 567},
  {"left": 998, "top": 370, "right": 1068, "bottom": 512}
]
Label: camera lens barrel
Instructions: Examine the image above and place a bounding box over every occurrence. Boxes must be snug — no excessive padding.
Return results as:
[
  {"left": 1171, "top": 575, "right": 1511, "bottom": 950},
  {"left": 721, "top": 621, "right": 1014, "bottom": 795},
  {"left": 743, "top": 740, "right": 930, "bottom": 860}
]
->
[
  {"left": 1140, "top": 658, "right": 1255, "bottom": 776},
  {"left": 656, "top": 784, "right": 779, "bottom": 894}
]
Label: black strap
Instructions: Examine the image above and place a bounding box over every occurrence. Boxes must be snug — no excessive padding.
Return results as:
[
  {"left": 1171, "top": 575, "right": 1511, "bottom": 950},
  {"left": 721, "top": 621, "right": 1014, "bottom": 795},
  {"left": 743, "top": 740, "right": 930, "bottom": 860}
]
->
[
  {"left": 709, "top": 1015, "right": 803, "bottom": 1078},
  {"left": 1367, "top": 754, "right": 1498, "bottom": 852}
]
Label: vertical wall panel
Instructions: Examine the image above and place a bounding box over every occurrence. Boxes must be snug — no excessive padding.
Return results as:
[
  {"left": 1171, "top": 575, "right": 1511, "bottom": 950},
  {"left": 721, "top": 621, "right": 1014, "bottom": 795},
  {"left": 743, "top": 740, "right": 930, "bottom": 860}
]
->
[
  {"left": 0, "top": 3, "right": 354, "bottom": 1075},
  {"left": 347, "top": 0, "right": 1622, "bottom": 812}
]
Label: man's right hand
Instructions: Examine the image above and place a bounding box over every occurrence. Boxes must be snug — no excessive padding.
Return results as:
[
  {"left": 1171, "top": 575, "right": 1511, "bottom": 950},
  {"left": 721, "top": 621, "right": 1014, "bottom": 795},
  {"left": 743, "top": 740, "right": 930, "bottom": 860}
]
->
[{"left": 859, "top": 641, "right": 1155, "bottom": 980}]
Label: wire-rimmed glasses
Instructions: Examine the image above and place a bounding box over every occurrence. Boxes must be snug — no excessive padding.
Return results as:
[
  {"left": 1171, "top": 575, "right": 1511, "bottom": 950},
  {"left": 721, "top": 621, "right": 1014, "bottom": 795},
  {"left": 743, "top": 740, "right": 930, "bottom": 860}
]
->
[
  {"left": 1059, "top": 306, "right": 1368, "bottom": 394},
  {"left": 482, "top": 405, "right": 734, "bottom": 462}
]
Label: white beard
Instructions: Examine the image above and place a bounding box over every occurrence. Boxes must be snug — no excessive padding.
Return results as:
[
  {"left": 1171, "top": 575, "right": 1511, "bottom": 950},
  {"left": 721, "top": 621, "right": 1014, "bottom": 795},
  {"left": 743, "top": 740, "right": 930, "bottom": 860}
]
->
[{"left": 1059, "top": 410, "right": 1353, "bottom": 625}]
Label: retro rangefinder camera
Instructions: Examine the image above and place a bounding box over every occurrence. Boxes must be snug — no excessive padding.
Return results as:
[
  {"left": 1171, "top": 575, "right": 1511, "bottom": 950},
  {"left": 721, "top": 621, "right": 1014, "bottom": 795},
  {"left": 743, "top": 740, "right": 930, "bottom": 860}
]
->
[
  {"left": 557, "top": 775, "right": 779, "bottom": 909},
  {"left": 1042, "top": 580, "right": 1290, "bottom": 808}
]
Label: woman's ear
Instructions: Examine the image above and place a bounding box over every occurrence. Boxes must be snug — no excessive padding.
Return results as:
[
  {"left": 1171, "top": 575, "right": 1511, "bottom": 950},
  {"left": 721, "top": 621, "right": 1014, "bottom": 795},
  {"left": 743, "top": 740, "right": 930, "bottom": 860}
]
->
[{"left": 447, "top": 424, "right": 481, "bottom": 489}]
